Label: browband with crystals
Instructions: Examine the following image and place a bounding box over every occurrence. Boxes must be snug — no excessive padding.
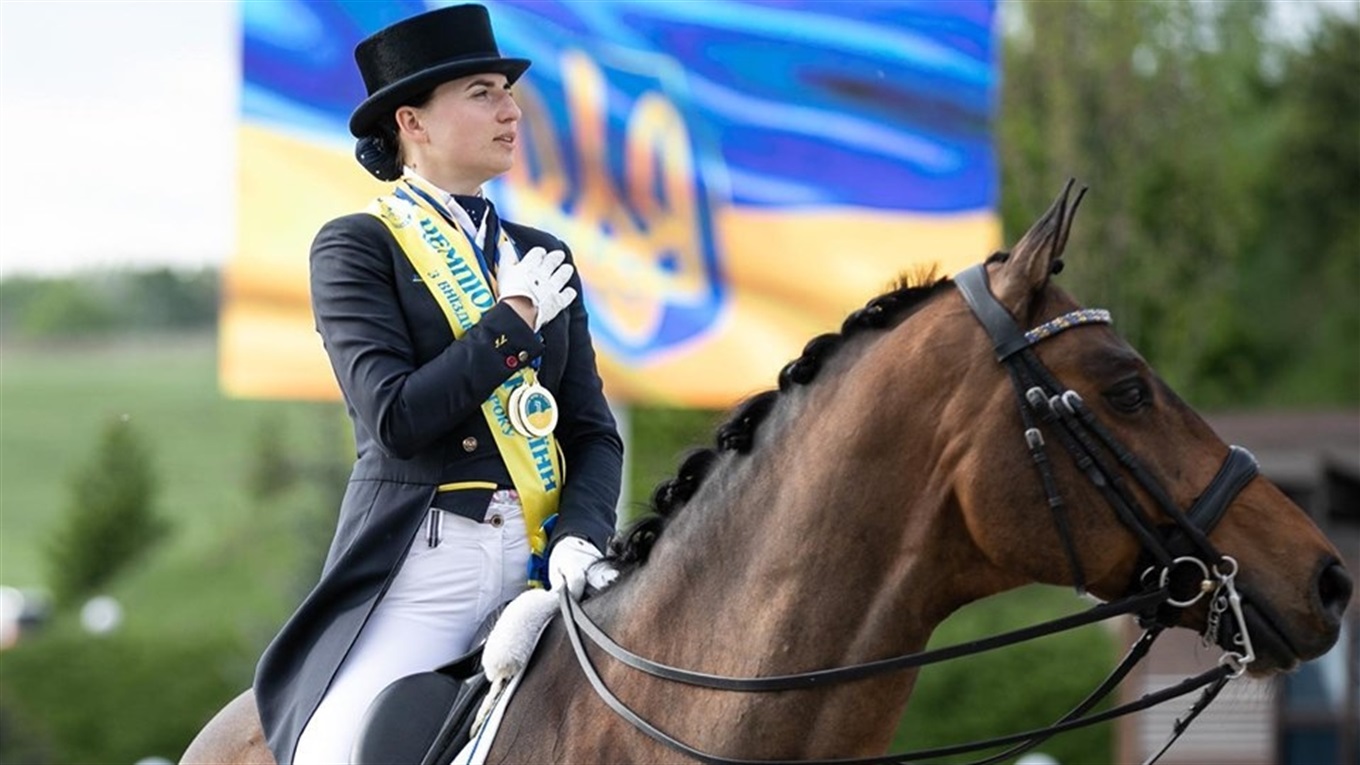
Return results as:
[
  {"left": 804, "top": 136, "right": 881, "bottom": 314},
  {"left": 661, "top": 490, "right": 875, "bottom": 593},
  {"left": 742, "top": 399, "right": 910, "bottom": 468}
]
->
[
  {"left": 1023, "top": 309, "right": 1112, "bottom": 345},
  {"left": 955, "top": 265, "right": 1111, "bottom": 360}
]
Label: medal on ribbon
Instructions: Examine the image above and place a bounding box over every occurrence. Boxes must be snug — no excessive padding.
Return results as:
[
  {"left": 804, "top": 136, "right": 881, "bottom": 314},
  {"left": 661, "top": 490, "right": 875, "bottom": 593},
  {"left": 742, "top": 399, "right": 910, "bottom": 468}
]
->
[{"left": 508, "top": 379, "right": 558, "bottom": 438}]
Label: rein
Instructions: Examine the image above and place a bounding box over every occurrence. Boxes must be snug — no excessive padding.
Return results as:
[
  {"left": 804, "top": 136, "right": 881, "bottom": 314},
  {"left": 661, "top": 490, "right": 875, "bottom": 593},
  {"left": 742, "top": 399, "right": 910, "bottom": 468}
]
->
[
  {"left": 560, "top": 264, "right": 1261, "bottom": 764},
  {"left": 559, "top": 587, "right": 1232, "bottom": 765}
]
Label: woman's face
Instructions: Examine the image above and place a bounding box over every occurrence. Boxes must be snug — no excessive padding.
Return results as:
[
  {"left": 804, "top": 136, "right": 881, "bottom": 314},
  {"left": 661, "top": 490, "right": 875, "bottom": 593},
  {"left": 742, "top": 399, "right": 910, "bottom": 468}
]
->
[{"left": 398, "top": 72, "right": 522, "bottom": 193}]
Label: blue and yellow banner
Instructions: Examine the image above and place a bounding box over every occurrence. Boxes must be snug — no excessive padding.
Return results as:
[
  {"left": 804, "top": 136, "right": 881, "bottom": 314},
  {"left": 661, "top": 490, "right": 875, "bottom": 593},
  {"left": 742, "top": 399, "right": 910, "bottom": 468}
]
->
[{"left": 220, "top": 0, "right": 999, "bottom": 406}]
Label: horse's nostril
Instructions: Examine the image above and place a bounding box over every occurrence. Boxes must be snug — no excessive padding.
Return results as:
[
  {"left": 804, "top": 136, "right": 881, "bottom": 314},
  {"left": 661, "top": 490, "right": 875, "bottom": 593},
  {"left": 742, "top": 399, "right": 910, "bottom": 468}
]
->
[{"left": 1317, "top": 563, "right": 1354, "bottom": 621}]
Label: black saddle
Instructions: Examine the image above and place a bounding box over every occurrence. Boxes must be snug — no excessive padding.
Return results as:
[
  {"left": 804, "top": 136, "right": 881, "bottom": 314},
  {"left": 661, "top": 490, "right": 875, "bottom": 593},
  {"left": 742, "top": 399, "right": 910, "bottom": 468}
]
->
[{"left": 351, "top": 604, "right": 507, "bottom": 765}]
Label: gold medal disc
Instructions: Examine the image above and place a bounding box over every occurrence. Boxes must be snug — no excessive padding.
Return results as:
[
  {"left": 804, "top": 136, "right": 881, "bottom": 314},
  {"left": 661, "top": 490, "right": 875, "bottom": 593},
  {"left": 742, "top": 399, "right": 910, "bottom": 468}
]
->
[{"left": 509, "top": 383, "right": 557, "bottom": 438}]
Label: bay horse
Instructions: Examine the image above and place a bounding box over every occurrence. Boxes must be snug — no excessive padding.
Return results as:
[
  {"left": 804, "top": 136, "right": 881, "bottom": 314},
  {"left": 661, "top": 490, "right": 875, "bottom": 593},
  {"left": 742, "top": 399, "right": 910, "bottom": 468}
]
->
[{"left": 183, "top": 187, "right": 1351, "bottom": 764}]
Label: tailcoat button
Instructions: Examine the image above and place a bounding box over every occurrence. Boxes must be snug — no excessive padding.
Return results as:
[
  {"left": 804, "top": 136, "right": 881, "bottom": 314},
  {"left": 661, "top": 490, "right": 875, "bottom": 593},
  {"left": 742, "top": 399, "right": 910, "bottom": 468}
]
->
[{"left": 461, "top": 437, "right": 478, "bottom": 452}]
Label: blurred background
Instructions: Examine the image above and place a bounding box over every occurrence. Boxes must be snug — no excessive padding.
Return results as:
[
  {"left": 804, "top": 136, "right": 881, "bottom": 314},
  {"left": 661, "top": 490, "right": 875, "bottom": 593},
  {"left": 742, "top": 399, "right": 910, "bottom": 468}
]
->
[{"left": 0, "top": 1, "right": 1355, "bottom": 763}]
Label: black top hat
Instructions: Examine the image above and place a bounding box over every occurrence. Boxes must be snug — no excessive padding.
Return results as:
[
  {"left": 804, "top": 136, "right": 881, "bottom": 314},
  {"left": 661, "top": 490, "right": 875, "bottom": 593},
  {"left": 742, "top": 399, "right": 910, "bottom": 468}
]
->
[{"left": 349, "top": 4, "right": 530, "bottom": 138}]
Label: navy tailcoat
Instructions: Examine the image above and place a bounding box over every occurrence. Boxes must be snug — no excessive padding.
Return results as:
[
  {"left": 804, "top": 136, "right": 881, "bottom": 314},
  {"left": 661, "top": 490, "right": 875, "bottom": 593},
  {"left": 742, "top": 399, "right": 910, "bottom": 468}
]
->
[{"left": 253, "top": 211, "right": 622, "bottom": 764}]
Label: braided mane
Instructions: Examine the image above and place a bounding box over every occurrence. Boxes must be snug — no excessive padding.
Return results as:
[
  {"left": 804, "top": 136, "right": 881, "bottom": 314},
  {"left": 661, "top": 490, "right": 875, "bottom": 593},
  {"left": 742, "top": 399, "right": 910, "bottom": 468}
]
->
[{"left": 607, "top": 269, "right": 956, "bottom": 573}]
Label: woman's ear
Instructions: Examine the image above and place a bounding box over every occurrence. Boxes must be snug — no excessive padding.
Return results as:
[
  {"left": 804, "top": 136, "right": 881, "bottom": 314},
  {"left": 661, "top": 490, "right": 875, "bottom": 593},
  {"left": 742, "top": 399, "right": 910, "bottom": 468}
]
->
[{"left": 394, "top": 106, "right": 425, "bottom": 144}]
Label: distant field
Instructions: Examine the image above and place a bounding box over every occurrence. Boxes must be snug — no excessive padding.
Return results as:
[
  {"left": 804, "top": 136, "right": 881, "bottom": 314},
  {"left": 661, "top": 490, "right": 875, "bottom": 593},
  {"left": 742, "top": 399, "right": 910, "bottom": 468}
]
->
[
  {"left": 0, "top": 332, "right": 714, "bottom": 592},
  {"left": 0, "top": 332, "right": 345, "bottom": 591},
  {"left": 0, "top": 333, "right": 352, "bottom": 762}
]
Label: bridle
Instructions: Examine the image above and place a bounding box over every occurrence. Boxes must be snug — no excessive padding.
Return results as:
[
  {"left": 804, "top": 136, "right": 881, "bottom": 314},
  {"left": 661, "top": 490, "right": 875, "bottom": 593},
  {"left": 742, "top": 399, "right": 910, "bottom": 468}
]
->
[
  {"left": 558, "top": 262, "right": 1263, "bottom": 765},
  {"left": 955, "top": 264, "right": 1258, "bottom": 605},
  {"left": 955, "top": 264, "right": 1259, "bottom": 632}
]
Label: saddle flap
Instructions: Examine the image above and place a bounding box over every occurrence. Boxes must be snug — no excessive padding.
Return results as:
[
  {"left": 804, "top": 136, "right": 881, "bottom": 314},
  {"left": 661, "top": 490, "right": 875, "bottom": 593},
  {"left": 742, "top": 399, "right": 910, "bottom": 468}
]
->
[
  {"left": 352, "top": 602, "right": 509, "bottom": 764},
  {"left": 353, "top": 672, "right": 461, "bottom": 765},
  {"left": 353, "top": 669, "right": 490, "bottom": 765}
]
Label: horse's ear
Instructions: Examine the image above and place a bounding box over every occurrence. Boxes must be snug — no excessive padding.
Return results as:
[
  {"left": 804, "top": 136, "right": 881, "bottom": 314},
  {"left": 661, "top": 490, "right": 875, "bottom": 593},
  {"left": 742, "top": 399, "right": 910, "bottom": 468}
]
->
[{"left": 992, "top": 180, "right": 1087, "bottom": 317}]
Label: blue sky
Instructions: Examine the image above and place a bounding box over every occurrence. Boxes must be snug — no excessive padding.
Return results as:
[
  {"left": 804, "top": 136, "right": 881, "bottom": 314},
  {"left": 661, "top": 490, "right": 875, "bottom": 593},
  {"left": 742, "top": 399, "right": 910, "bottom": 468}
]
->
[{"left": 0, "top": 0, "right": 1349, "bottom": 278}]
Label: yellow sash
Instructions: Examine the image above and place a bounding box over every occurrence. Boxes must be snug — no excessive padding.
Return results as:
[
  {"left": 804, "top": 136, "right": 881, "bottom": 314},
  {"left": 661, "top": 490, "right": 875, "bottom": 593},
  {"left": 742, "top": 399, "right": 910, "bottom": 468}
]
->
[{"left": 366, "top": 191, "right": 562, "bottom": 583}]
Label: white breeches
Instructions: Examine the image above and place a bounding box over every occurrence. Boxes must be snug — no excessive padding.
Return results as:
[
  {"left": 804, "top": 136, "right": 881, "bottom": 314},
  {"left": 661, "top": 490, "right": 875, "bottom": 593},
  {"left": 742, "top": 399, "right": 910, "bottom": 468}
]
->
[{"left": 293, "top": 490, "right": 531, "bottom": 765}]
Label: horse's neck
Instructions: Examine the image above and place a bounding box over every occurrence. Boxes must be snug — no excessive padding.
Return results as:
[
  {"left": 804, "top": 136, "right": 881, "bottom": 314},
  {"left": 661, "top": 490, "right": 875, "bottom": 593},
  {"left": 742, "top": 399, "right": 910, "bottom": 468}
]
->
[
  {"left": 595, "top": 377, "right": 988, "bottom": 754},
  {"left": 620, "top": 462, "right": 963, "bottom": 665}
]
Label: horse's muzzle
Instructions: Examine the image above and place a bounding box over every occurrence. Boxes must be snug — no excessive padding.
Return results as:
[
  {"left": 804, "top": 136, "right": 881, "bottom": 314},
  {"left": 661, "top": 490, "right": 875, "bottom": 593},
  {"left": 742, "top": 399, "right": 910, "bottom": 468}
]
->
[{"left": 1239, "top": 557, "right": 1352, "bottom": 675}]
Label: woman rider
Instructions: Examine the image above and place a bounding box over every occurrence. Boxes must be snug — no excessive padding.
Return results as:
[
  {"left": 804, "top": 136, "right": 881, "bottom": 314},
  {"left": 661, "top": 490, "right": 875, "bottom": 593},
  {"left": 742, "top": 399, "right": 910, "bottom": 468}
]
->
[{"left": 253, "top": 5, "right": 623, "bottom": 763}]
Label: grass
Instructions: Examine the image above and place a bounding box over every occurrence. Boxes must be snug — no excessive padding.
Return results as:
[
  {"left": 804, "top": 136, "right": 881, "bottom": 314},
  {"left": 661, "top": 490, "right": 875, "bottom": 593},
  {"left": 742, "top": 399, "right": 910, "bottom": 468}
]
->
[
  {"left": 0, "top": 332, "right": 349, "bottom": 761},
  {"left": 0, "top": 332, "right": 342, "bottom": 591}
]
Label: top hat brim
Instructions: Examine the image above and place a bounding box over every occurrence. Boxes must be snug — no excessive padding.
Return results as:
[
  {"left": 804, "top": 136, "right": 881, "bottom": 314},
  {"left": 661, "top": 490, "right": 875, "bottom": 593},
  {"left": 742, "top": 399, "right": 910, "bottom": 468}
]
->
[{"left": 349, "top": 56, "right": 530, "bottom": 138}]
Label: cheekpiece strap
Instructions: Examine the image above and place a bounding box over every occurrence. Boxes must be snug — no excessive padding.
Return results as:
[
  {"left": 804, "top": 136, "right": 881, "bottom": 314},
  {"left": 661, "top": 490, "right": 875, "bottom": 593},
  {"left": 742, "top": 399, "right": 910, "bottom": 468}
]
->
[
  {"left": 955, "top": 265, "right": 1030, "bottom": 359},
  {"left": 956, "top": 264, "right": 1111, "bottom": 359}
]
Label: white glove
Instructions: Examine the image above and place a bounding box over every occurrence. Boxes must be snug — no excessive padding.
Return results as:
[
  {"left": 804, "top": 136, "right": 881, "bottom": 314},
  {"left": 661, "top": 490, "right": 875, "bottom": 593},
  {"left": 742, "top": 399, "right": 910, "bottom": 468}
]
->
[
  {"left": 497, "top": 246, "right": 577, "bottom": 331},
  {"left": 548, "top": 536, "right": 619, "bottom": 598}
]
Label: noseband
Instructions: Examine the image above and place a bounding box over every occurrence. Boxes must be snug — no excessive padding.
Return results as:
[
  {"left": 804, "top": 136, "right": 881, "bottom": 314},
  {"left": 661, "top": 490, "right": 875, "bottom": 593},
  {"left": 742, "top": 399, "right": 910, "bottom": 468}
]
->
[{"left": 557, "top": 264, "right": 1262, "bottom": 765}]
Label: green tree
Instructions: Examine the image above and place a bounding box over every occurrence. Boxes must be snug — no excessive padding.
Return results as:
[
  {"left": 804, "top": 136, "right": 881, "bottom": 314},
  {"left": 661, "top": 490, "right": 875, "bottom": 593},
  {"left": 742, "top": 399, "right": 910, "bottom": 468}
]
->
[
  {"left": 15, "top": 279, "right": 118, "bottom": 339},
  {"left": 46, "top": 417, "right": 170, "bottom": 606},
  {"left": 125, "top": 267, "right": 220, "bottom": 329},
  {"left": 996, "top": 0, "right": 1360, "bottom": 406},
  {"left": 1242, "top": 12, "right": 1360, "bottom": 403},
  {"left": 0, "top": 625, "right": 245, "bottom": 764},
  {"left": 0, "top": 267, "right": 220, "bottom": 340}
]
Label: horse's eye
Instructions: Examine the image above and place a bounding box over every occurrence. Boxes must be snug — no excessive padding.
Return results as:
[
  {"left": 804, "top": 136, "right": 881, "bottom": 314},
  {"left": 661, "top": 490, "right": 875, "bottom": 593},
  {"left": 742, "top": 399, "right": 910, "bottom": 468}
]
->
[{"left": 1104, "top": 379, "right": 1150, "bottom": 413}]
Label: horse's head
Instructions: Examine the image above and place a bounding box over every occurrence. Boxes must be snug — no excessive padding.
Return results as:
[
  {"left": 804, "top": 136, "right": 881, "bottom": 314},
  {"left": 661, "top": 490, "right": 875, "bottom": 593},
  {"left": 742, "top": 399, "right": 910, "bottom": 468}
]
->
[{"left": 930, "top": 184, "right": 1351, "bottom": 674}]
